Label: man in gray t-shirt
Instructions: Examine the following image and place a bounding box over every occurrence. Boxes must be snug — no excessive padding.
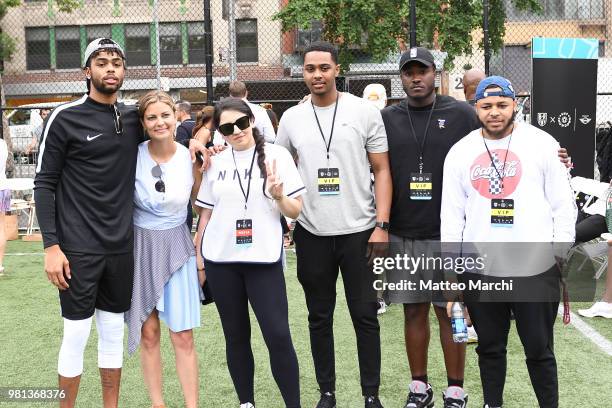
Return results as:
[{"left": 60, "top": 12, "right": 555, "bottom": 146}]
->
[{"left": 276, "top": 41, "right": 392, "bottom": 408}]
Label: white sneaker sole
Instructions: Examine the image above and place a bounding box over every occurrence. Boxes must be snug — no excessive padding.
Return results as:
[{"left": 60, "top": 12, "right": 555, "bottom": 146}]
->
[{"left": 578, "top": 309, "right": 612, "bottom": 318}]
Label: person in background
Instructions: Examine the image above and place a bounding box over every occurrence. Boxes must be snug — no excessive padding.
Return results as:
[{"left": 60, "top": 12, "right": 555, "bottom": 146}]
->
[
  {"left": 25, "top": 108, "right": 51, "bottom": 155},
  {"left": 193, "top": 106, "right": 215, "bottom": 148},
  {"left": 262, "top": 104, "right": 279, "bottom": 134},
  {"left": 125, "top": 90, "right": 203, "bottom": 408},
  {"left": 175, "top": 100, "right": 196, "bottom": 144},
  {"left": 228, "top": 80, "right": 276, "bottom": 143},
  {"left": 462, "top": 69, "right": 486, "bottom": 105},
  {"left": 196, "top": 98, "right": 304, "bottom": 408},
  {"left": 363, "top": 83, "right": 388, "bottom": 110},
  {"left": 0, "top": 135, "right": 10, "bottom": 276}
]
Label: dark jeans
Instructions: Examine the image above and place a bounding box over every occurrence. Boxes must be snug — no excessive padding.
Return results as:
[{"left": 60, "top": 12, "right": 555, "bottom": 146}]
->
[
  {"left": 465, "top": 301, "right": 559, "bottom": 408},
  {"left": 293, "top": 222, "right": 380, "bottom": 396},
  {"left": 205, "top": 260, "right": 300, "bottom": 408}
]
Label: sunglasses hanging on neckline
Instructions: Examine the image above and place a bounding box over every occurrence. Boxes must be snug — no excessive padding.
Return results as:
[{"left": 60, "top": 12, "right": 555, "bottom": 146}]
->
[{"left": 151, "top": 164, "right": 165, "bottom": 193}]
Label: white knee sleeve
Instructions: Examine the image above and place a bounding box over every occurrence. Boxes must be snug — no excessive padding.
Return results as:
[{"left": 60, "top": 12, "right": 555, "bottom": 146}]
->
[
  {"left": 58, "top": 317, "right": 93, "bottom": 377},
  {"left": 95, "top": 309, "right": 125, "bottom": 369}
]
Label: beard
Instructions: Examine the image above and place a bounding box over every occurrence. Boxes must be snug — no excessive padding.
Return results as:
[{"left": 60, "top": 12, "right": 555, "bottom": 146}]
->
[
  {"left": 480, "top": 111, "right": 516, "bottom": 138},
  {"left": 90, "top": 75, "right": 123, "bottom": 95}
]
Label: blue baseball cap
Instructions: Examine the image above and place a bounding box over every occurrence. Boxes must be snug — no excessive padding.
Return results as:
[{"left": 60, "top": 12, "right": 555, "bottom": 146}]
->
[{"left": 474, "top": 76, "right": 516, "bottom": 101}]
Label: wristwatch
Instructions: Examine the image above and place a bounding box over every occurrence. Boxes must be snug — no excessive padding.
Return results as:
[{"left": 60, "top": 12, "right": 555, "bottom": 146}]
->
[{"left": 375, "top": 221, "right": 390, "bottom": 231}]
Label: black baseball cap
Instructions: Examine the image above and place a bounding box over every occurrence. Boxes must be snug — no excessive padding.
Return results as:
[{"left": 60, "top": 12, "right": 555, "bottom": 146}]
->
[{"left": 399, "top": 47, "right": 435, "bottom": 71}]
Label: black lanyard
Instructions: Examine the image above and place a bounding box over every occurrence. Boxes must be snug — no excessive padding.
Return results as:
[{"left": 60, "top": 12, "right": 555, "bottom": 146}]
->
[
  {"left": 231, "top": 147, "right": 257, "bottom": 211},
  {"left": 406, "top": 96, "right": 436, "bottom": 174},
  {"left": 482, "top": 126, "right": 514, "bottom": 187},
  {"left": 312, "top": 92, "right": 339, "bottom": 161}
]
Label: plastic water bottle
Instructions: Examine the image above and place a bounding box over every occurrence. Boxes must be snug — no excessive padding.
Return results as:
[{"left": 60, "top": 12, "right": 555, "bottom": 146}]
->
[{"left": 451, "top": 302, "right": 468, "bottom": 343}]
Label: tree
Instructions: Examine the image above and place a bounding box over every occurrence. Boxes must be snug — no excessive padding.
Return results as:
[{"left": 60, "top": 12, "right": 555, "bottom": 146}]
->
[
  {"left": 1, "top": 0, "right": 79, "bottom": 176},
  {"left": 274, "top": 0, "right": 542, "bottom": 69}
]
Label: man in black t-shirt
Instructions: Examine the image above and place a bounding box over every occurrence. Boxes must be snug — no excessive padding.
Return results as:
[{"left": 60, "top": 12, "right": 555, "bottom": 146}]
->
[
  {"left": 175, "top": 100, "right": 196, "bottom": 143},
  {"left": 381, "top": 47, "right": 479, "bottom": 408}
]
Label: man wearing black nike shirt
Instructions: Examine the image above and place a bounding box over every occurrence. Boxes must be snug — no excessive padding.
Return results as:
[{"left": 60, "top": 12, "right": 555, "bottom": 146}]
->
[
  {"left": 34, "top": 38, "right": 206, "bottom": 408},
  {"left": 381, "top": 47, "right": 478, "bottom": 408}
]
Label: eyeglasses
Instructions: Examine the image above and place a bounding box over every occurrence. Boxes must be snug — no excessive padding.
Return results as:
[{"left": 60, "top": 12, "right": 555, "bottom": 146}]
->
[
  {"left": 151, "top": 164, "right": 165, "bottom": 193},
  {"left": 113, "top": 104, "right": 123, "bottom": 135},
  {"left": 217, "top": 115, "right": 250, "bottom": 136}
]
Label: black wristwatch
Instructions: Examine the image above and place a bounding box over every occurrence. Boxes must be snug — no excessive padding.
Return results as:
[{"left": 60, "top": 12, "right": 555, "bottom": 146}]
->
[{"left": 375, "top": 221, "right": 390, "bottom": 231}]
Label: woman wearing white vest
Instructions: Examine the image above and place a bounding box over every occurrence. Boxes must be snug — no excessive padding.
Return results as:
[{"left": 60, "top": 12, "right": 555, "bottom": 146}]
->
[{"left": 195, "top": 98, "right": 305, "bottom": 408}]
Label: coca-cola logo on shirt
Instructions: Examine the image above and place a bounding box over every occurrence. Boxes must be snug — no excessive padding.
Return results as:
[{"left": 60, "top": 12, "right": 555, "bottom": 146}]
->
[{"left": 470, "top": 149, "right": 522, "bottom": 199}]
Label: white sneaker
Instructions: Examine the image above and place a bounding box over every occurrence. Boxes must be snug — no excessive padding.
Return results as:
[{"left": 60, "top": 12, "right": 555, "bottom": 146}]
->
[
  {"left": 578, "top": 301, "right": 612, "bottom": 318},
  {"left": 240, "top": 403, "right": 254, "bottom": 408},
  {"left": 467, "top": 325, "right": 478, "bottom": 343}
]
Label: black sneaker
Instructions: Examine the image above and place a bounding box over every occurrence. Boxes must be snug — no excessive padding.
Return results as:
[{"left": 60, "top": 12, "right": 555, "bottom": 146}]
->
[
  {"left": 443, "top": 386, "right": 467, "bottom": 408},
  {"left": 404, "top": 381, "right": 434, "bottom": 408},
  {"left": 365, "top": 395, "right": 384, "bottom": 408},
  {"left": 316, "top": 392, "right": 336, "bottom": 408}
]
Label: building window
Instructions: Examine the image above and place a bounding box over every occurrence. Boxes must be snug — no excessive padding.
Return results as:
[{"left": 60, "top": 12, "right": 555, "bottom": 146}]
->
[
  {"left": 296, "top": 20, "right": 322, "bottom": 50},
  {"left": 159, "top": 23, "right": 182, "bottom": 65},
  {"left": 188, "top": 22, "right": 206, "bottom": 64},
  {"left": 55, "top": 26, "right": 81, "bottom": 69},
  {"left": 26, "top": 27, "right": 50, "bottom": 70},
  {"left": 505, "top": 0, "right": 603, "bottom": 21},
  {"left": 236, "top": 19, "right": 258, "bottom": 63},
  {"left": 87, "top": 25, "right": 112, "bottom": 43},
  {"left": 125, "top": 24, "right": 151, "bottom": 66}
]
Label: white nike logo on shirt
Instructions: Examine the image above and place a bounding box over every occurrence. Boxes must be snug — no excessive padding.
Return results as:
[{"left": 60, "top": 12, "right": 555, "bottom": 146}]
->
[{"left": 86, "top": 133, "right": 103, "bottom": 141}]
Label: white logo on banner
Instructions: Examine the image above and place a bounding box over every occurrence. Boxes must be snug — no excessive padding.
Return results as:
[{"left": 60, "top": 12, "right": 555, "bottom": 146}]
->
[
  {"left": 537, "top": 113, "right": 548, "bottom": 127},
  {"left": 558, "top": 112, "right": 571, "bottom": 128},
  {"left": 579, "top": 115, "right": 592, "bottom": 125}
]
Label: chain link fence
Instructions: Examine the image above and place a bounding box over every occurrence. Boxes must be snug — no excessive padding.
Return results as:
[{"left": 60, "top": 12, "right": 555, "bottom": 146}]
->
[{"left": 0, "top": 0, "right": 611, "bottom": 181}]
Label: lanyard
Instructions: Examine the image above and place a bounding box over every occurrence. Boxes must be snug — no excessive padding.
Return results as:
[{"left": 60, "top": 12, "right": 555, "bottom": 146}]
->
[
  {"left": 482, "top": 126, "right": 514, "bottom": 187},
  {"left": 311, "top": 92, "right": 339, "bottom": 161},
  {"left": 231, "top": 147, "right": 257, "bottom": 211},
  {"left": 406, "top": 96, "right": 436, "bottom": 174}
]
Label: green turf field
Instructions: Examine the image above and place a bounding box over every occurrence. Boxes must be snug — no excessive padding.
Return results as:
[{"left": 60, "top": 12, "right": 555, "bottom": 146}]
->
[{"left": 0, "top": 241, "right": 611, "bottom": 407}]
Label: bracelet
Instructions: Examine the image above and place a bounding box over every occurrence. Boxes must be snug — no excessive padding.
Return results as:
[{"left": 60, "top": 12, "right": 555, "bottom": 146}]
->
[{"left": 197, "top": 268, "right": 205, "bottom": 272}]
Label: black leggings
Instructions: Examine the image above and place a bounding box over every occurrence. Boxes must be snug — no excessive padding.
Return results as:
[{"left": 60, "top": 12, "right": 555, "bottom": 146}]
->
[{"left": 205, "top": 260, "right": 300, "bottom": 408}]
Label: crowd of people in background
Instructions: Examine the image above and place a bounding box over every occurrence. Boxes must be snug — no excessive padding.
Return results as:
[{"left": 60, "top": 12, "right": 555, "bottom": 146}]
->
[{"left": 0, "top": 35, "right": 598, "bottom": 408}]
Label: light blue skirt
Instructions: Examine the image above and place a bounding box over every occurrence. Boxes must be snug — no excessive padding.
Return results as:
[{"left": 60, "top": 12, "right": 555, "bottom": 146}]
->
[{"left": 156, "top": 256, "right": 201, "bottom": 333}]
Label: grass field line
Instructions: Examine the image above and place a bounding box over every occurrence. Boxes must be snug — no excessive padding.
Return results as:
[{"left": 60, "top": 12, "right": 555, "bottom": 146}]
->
[
  {"left": 5, "top": 252, "right": 44, "bottom": 256},
  {"left": 559, "top": 306, "right": 612, "bottom": 356}
]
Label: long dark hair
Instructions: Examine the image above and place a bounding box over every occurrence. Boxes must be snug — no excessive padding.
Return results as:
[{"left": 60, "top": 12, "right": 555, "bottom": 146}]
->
[{"left": 213, "top": 98, "right": 268, "bottom": 197}]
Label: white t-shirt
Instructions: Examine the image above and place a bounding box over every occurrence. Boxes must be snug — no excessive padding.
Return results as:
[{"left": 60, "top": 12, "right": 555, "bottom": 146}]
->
[
  {"left": 196, "top": 143, "right": 305, "bottom": 263},
  {"left": 134, "top": 141, "right": 193, "bottom": 230},
  {"left": 0, "top": 139, "right": 7, "bottom": 190},
  {"left": 275, "top": 92, "right": 388, "bottom": 236}
]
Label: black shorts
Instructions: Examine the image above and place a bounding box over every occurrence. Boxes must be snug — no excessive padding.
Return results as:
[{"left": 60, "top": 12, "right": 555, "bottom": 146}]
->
[{"left": 59, "top": 252, "right": 134, "bottom": 320}]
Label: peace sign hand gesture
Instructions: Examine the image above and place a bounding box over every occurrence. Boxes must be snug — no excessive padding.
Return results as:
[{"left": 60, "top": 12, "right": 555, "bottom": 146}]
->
[{"left": 266, "top": 159, "right": 284, "bottom": 201}]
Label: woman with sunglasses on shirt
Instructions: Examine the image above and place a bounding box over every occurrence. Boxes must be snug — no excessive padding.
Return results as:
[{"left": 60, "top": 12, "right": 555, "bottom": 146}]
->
[
  {"left": 195, "top": 98, "right": 304, "bottom": 408},
  {"left": 125, "top": 90, "right": 203, "bottom": 408}
]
